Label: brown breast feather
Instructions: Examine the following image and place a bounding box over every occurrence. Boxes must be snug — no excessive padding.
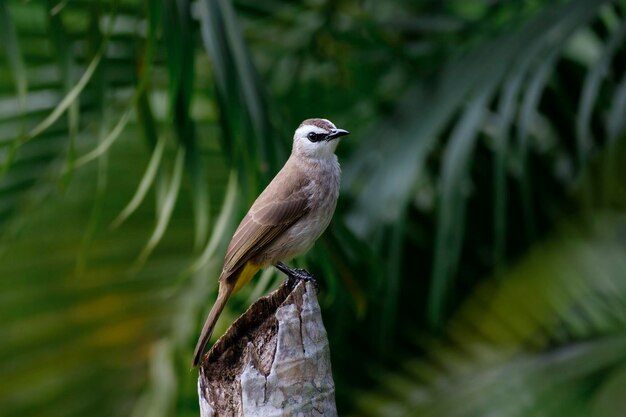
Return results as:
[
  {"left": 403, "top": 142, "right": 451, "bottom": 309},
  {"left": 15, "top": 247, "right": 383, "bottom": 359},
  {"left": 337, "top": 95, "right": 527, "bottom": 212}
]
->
[{"left": 221, "top": 165, "right": 311, "bottom": 279}]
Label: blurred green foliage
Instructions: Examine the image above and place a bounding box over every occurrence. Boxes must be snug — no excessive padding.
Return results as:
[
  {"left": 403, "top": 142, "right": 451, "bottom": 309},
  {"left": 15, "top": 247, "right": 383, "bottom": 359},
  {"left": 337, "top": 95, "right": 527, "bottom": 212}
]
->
[{"left": 0, "top": 0, "right": 625, "bottom": 416}]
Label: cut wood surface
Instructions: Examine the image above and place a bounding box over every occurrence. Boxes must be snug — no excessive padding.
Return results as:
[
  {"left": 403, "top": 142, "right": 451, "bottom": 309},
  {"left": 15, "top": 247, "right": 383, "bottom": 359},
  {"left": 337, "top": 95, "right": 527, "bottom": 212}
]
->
[{"left": 197, "top": 280, "right": 337, "bottom": 417}]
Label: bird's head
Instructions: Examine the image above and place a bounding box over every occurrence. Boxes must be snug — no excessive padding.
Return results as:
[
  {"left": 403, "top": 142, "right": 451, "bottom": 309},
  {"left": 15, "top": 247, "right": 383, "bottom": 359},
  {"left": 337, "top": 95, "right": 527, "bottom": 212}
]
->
[{"left": 292, "top": 118, "right": 350, "bottom": 159}]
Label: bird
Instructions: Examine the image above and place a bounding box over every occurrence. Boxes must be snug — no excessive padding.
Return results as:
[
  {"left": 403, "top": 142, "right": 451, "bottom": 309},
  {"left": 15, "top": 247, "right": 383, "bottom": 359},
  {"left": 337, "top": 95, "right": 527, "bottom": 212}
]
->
[{"left": 193, "top": 118, "right": 349, "bottom": 366}]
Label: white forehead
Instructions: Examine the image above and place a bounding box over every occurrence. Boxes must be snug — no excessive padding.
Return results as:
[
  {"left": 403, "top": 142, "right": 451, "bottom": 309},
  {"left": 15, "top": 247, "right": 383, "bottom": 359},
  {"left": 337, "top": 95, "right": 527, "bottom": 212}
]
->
[
  {"left": 295, "top": 125, "right": 325, "bottom": 137},
  {"left": 295, "top": 119, "right": 336, "bottom": 138}
]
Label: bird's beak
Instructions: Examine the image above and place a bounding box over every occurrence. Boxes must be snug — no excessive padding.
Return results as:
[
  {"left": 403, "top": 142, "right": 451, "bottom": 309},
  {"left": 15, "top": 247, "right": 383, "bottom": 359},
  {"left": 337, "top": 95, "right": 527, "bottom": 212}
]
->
[{"left": 327, "top": 128, "right": 350, "bottom": 141}]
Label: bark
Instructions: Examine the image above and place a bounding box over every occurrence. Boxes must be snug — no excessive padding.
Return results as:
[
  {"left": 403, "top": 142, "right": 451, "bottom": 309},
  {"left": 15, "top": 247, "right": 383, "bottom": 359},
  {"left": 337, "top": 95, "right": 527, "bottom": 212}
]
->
[{"left": 197, "top": 280, "right": 337, "bottom": 417}]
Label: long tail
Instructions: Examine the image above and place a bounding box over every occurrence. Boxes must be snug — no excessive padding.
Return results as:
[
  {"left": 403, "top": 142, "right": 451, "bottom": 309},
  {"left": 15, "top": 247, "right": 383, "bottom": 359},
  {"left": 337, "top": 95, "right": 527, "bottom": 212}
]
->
[{"left": 192, "top": 280, "right": 234, "bottom": 367}]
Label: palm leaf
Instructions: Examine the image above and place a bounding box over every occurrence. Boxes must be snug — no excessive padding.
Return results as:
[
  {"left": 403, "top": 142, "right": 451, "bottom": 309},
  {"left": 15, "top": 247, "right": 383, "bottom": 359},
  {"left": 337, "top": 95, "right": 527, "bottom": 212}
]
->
[
  {"left": 0, "top": 124, "right": 230, "bottom": 417},
  {"left": 197, "top": 0, "right": 279, "bottom": 198},
  {"left": 351, "top": 212, "right": 626, "bottom": 417},
  {"left": 343, "top": 0, "right": 617, "bottom": 326}
]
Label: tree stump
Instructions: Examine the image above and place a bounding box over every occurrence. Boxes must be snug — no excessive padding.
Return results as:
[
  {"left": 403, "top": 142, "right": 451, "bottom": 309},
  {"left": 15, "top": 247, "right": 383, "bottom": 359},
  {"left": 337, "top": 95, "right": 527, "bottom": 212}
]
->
[{"left": 197, "top": 280, "right": 337, "bottom": 417}]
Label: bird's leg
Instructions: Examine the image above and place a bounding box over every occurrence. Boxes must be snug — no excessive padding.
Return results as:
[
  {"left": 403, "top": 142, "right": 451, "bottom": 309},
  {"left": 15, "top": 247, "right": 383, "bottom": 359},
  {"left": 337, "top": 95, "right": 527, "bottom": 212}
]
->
[{"left": 275, "top": 262, "right": 318, "bottom": 291}]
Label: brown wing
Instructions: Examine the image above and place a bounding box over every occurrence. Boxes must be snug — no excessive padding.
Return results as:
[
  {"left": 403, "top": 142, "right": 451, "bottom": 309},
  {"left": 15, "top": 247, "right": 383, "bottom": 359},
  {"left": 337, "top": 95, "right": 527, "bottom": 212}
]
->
[{"left": 221, "top": 169, "right": 310, "bottom": 277}]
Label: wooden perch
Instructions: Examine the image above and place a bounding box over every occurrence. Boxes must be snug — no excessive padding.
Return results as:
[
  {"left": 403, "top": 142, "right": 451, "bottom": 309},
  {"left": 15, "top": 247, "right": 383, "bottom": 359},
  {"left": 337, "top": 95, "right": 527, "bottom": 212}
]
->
[{"left": 197, "top": 280, "right": 338, "bottom": 417}]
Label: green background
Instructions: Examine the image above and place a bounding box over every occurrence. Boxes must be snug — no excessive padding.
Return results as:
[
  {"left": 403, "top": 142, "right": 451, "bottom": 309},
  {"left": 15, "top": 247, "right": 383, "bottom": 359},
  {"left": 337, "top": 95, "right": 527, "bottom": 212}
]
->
[{"left": 1, "top": 0, "right": 626, "bottom": 416}]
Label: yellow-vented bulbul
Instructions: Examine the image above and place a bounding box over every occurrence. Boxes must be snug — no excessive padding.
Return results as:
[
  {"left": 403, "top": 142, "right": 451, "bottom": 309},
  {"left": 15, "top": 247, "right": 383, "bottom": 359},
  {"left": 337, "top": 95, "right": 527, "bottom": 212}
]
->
[{"left": 193, "top": 118, "right": 349, "bottom": 366}]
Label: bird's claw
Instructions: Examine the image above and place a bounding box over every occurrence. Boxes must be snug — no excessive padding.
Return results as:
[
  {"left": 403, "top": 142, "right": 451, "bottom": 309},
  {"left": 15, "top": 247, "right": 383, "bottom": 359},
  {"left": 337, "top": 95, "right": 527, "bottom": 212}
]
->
[
  {"left": 279, "top": 264, "right": 319, "bottom": 293},
  {"left": 292, "top": 268, "right": 319, "bottom": 292}
]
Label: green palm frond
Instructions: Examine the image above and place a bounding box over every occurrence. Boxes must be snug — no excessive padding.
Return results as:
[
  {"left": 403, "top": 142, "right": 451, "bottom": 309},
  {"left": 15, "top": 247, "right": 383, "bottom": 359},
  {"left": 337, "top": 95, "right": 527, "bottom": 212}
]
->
[
  {"left": 0, "top": 125, "right": 231, "bottom": 417},
  {"left": 197, "top": 0, "right": 279, "bottom": 199},
  {"left": 351, "top": 212, "right": 626, "bottom": 417},
  {"left": 343, "top": 0, "right": 625, "bottom": 326},
  {"left": 347, "top": 135, "right": 626, "bottom": 416}
]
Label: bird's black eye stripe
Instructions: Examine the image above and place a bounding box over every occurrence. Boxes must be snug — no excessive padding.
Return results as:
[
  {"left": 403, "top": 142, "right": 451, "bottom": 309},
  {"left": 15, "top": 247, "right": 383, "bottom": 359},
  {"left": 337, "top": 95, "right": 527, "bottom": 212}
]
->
[{"left": 307, "top": 132, "right": 325, "bottom": 142}]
